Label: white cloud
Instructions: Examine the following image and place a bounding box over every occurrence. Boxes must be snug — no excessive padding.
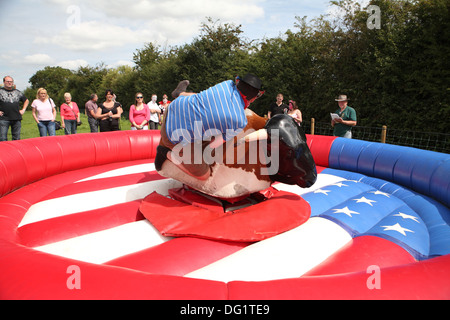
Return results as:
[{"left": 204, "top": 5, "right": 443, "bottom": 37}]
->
[
  {"left": 35, "top": 19, "right": 196, "bottom": 52},
  {"left": 88, "top": 0, "right": 264, "bottom": 22},
  {"left": 57, "top": 59, "right": 89, "bottom": 70},
  {"left": 23, "top": 54, "right": 54, "bottom": 65},
  {"left": 34, "top": 21, "right": 148, "bottom": 51},
  {"left": 33, "top": 0, "right": 265, "bottom": 52},
  {"left": 2, "top": 51, "right": 86, "bottom": 70},
  {"left": 0, "top": 51, "right": 21, "bottom": 65}
]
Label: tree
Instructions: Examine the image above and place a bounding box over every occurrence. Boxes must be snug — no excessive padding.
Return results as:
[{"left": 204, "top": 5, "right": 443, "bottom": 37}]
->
[
  {"left": 65, "top": 64, "right": 108, "bottom": 108},
  {"left": 28, "top": 66, "right": 72, "bottom": 105},
  {"left": 348, "top": 0, "right": 450, "bottom": 132},
  {"left": 175, "top": 18, "right": 253, "bottom": 91},
  {"left": 133, "top": 42, "right": 178, "bottom": 99}
]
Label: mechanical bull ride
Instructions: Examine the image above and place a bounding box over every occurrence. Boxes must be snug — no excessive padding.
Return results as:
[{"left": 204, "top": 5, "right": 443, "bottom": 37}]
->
[
  {"left": 140, "top": 75, "right": 317, "bottom": 242},
  {"left": 155, "top": 109, "right": 317, "bottom": 199}
]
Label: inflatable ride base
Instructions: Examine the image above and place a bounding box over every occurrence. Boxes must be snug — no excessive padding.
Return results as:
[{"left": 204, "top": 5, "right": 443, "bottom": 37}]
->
[{"left": 0, "top": 131, "right": 449, "bottom": 299}]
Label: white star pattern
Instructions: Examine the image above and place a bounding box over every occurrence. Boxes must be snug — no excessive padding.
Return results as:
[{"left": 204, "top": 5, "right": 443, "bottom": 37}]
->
[
  {"left": 314, "top": 189, "right": 331, "bottom": 195},
  {"left": 381, "top": 223, "right": 414, "bottom": 236},
  {"left": 369, "top": 190, "right": 391, "bottom": 197},
  {"left": 352, "top": 196, "right": 376, "bottom": 206},
  {"left": 394, "top": 212, "right": 420, "bottom": 223},
  {"left": 332, "top": 206, "right": 360, "bottom": 217},
  {"left": 331, "top": 182, "right": 348, "bottom": 187}
]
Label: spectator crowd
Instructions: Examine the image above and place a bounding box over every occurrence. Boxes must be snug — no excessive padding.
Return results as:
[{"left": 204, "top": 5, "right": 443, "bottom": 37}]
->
[{"left": 1, "top": 74, "right": 356, "bottom": 141}]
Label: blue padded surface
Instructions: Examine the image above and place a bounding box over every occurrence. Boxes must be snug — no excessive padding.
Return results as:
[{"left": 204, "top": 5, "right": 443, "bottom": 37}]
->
[
  {"left": 329, "top": 138, "right": 450, "bottom": 207},
  {"left": 324, "top": 139, "right": 450, "bottom": 259},
  {"left": 305, "top": 168, "right": 449, "bottom": 260}
]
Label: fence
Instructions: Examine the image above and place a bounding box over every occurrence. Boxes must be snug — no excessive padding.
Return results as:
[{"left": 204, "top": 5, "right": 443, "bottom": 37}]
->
[{"left": 302, "top": 118, "right": 450, "bottom": 154}]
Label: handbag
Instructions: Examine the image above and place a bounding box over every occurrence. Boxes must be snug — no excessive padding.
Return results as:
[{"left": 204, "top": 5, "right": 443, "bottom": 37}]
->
[{"left": 48, "top": 98, "right": 61, "bottom": 130}]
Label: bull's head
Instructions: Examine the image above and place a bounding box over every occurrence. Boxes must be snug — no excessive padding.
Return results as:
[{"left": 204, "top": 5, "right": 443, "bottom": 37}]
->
[{"left": 264, "top": 114, "right": 317, "bottom": 188}]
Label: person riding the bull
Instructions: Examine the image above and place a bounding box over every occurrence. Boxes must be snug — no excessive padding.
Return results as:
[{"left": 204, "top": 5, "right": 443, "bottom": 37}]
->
[
  {"left": 156, "top": 74, "right": 265, "bottom": 180},
  {"left": 156, "top": 74, "right": 316, "bottom": 189}
]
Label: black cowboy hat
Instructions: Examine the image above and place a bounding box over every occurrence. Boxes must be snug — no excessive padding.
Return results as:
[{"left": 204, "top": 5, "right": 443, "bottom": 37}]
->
[{"left": 241, "top": 73, "right": 262, "bottom": 90}]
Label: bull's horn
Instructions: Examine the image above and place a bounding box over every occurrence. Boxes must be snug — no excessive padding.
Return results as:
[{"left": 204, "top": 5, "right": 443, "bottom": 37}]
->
[{"left": 236, "top": 129, "right": 268, "bottom": 145}]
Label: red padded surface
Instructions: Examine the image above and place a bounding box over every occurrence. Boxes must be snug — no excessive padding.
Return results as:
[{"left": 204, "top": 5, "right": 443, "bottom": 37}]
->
[
  {"left": 228, "top": 254, "right": 450, "bottom": 300},
  {"left": 305, "top": 134, "right": 336, "bottom": 168},
  {"left": 304, "top": 236, "right": 416, "bottom": 276},
  {"left": 140, "top": 188, "right": 311, "bottom": 242},
  {"left": 0, "top": 239, "right": 227, "bottom": 300},
  {"left": 106, "top": 237, "right": 249, "bottom": 276}
]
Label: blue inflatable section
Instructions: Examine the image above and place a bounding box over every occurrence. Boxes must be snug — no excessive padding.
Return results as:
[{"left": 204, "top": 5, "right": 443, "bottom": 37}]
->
[
  {"left": 302, "top": 138, "right": 450, "bottom": 261},
  {"left": 328, "top": 137, "right": 450, "bottom": 207}
]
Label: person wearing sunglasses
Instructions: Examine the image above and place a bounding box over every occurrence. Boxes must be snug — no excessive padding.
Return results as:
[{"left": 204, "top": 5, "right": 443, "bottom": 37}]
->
[{"left": 129, "top": 93, "right": 150, "bottom": 130}]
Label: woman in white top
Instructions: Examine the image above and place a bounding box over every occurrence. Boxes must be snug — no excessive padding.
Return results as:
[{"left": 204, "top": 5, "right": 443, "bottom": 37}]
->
[
  {"left": 31, "top": 88, "right": 57, "bottom": 136},
  {"left": 287, "top": 100, "right": 302, "bottom": 125}
]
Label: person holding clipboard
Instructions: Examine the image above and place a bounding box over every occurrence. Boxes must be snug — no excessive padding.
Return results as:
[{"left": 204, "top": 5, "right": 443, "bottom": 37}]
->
[{"left": 331, "top": 94, "right": 357, "bottom": 138}]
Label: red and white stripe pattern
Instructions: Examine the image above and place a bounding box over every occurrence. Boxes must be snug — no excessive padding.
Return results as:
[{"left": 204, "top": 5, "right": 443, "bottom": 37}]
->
[
  {"left": 18, "top": 161, "right": 178, "bottom": 263},
  {"left": 16, "top": 159, "right": 355, "bottom": 282}
]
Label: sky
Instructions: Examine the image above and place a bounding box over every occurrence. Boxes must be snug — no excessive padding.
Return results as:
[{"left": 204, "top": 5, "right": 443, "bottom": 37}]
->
[{"left": 0, "top": 0, "right": 366, "bottom": 90}]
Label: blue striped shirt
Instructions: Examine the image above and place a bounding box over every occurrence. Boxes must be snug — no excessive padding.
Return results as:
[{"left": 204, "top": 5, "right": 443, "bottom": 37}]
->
[{"left": 165, "top": 80, "right": 247, "bottom": 145}]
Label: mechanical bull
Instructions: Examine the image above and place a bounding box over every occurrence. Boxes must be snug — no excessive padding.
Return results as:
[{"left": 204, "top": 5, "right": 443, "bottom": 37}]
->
[{"left": 155, "top": 108, "right": 317, "bottom": 200}]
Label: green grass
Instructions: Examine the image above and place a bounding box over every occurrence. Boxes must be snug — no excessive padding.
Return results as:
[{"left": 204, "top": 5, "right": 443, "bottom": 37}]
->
[{"left": 6, "top": 108, "right": 134, "bottom": 140}]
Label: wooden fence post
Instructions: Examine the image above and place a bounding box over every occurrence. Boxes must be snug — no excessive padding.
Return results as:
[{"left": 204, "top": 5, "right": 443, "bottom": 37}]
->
[
  {"left": 381, "top": 125, "right": 387, "bottom": 143},
  {"left": 311, "top": 118, "right": 315, "bottom": 135}
]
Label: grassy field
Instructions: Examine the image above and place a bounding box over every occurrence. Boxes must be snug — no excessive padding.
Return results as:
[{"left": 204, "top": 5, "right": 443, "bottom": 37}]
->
[{"left": 6, "top": 109, "right": 134, "bottom": 140}]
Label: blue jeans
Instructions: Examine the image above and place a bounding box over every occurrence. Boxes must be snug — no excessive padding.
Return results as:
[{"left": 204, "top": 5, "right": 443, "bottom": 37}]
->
[
  {"left": 37, "top": 121, "right": 56, "bottom": 137},
  {"left": 64, "top": 119, "right": 77, "bottom": 135},
  {"left": 0, "top": 119, "right": 21, "bottom": 141}
]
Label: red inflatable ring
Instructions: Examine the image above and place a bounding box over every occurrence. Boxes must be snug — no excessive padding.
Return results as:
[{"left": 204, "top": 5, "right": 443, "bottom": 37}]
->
[{"left": 0, "top": 130, "right": 449, "bottom": 299}]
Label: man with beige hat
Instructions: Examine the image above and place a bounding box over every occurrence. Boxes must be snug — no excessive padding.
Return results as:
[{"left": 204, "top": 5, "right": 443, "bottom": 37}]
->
[{"left": 331, "top": 94, "right": 357, "bottom": 138}]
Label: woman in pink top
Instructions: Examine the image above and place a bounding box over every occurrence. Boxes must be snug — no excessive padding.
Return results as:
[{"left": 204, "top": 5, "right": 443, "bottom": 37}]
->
[
  {"left": 60, "top": 92, "right": 80, "bottom": 135},
  {"left": 129, "top": 93, "right": 150, "bottom": 130},
  {"left": 31, "top": 88, "right": 57, "bottom": 137}
]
